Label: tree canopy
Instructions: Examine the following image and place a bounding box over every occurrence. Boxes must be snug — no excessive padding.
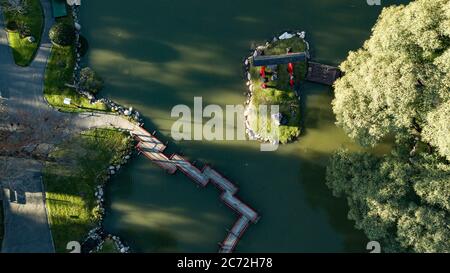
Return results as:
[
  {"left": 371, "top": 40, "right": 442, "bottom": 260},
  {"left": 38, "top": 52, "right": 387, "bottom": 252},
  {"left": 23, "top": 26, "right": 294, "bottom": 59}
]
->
[
  {"left": 422, "top": 101, "right": 450, "bottom": 161},
  {"left": 328, "top": 0, "right": 450, "bottom": 253},
  {"left": 327, "top": 149, "right": 450, "bottom": 253},
  {"left": 332, "top": 0, "right": 450, "bottom": 161}
]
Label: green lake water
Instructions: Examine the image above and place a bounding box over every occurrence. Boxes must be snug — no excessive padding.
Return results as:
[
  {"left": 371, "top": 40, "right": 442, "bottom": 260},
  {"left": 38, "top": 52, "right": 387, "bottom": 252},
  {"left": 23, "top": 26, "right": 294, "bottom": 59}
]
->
[{"left": 80, "top": 0, "right": 410, "bottom": 252}]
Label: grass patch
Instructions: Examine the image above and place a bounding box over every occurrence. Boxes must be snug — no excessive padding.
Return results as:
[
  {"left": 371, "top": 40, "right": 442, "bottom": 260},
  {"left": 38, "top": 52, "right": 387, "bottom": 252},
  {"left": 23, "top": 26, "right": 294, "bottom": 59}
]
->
[
  {"left": 95, "top": 238, "right": 119, "bottom": 253},
  {"left": 1, "top": 0, "right": 44, "bottom": 66},
  {"left": 248, "top": 36, "right": 306, "bottom": 144},
  {"left": 265, "top": 37, "right": 308, "bottom": 56},
  {"left": 43, "top": 16, "right": 107, "bottom": 112},
  {"left": 43, "top": 128, "right": 133, "bottom": 253}
]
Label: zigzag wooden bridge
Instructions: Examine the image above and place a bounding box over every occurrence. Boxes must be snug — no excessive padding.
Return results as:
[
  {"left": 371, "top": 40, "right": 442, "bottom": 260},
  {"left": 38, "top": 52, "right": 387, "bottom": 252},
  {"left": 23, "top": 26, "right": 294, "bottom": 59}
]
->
[{"left": 132, "top": 127, "right": 260, "bottom": 253}]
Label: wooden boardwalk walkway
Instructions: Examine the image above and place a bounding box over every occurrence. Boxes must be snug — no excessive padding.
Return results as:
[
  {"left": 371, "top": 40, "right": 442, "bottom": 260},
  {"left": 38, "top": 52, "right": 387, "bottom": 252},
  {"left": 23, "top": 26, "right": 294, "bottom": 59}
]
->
[
  {"left": 131, "top": 128, "right": 259, "bottom": 253},
  {"left": 305, "top": 61, "right": 342, "bottom": 86},
  {"left": 219, "top": 216, "right": 251, "bottom": 253}
]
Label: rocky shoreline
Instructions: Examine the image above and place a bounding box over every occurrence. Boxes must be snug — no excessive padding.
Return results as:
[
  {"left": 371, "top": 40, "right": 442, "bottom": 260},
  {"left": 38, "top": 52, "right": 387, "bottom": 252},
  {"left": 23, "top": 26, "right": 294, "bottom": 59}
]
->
[
  {"left": 70, "top": 4, "right": 137, "bottom": 253},
  {"left": 242, "top": 30, "right": 310, "bottom": 144},
  {"left": 67, "top": 9, "right": 308, "bottom": 252},
  {"left": 74, "top": 128, "right": 136, "bottom": 253},
  {"left": 80, "top": 130, "right": 135, "bottom": 253},
  {"left": 70, "top": 5, "right": 144, "bottom": 126}
]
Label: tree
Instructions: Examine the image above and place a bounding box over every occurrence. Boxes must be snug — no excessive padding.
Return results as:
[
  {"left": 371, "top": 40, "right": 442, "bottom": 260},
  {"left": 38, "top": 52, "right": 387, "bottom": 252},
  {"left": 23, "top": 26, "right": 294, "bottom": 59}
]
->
[
  {"left": 328, "top": 0, "right": 450, "bottom": 253},
  {"left": 422, "top": 101, "right": 450, "bottom": 161},
  {"left": 79, "top": 67, "right": 104, "bottom": 95},
  {"left": 397, "top": 205, "right": 450, "bottom": 253},
  {"left": 326, "top": 149, "right": 450, "bottom": 253},
  {"left": 332, "top": 0, "right": 450, "bottom": 149},
  {"left": 49, "top": 22, "right": 75, "bottom": 47},
  {"left": 412, "top": 153, "right": 450, "bottom": 211}
]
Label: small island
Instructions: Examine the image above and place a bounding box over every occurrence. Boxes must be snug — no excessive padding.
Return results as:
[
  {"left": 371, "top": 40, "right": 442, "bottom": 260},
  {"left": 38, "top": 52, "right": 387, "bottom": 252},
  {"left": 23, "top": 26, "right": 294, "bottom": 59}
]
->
[{"left": 244, "top": 32, "right": 308, "bottom": 144}]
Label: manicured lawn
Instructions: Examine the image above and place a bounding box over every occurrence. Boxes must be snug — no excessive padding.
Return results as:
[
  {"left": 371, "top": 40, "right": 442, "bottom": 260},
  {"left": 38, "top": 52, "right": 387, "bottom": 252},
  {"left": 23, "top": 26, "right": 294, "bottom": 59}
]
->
[
  {"left": 44, "top": 44, "right": 106, "bottom": 112},
  {"left": 1, "top": 0, "right": 44, "bottom": 66},
  {"left": 43, "top": 16, "right": 107, "bottom": 112},
  {"left": 248, "top": 36, "right": 306, "bottom": 144},
  {"left": 43, "top": 128, "right": 133, "bottom": 253}
]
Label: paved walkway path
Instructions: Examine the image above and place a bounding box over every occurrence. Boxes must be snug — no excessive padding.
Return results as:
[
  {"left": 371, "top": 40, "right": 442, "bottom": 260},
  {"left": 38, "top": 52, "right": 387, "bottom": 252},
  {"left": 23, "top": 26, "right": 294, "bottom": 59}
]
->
[
  {"left": 0, "top": 0, "right": 56, "bottom": 253},
  {"left": 1, "top": 0, "right": 260, "bottom": 254},
  {"left": 1, "top": 157, "right": 54, "bottom": 253},
  {"left": 0, "top": 0, "right": 162, "bottom": 253},
  {"left": 0, "top": 0, "right": 58, "bottom": 253}
]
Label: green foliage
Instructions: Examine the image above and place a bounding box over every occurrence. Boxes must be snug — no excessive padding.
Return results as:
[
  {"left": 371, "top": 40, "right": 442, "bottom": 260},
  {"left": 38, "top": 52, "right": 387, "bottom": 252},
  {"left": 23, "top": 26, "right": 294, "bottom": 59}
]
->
[
  {"left": 412, "top": 153, "right": 450, "bottom": 211},
  {"left": 397, "top": 205, "right": 450, "bottom": 253},
  {"left": 49, "top": 21, "right": 75, "bottom": 47},
  {"left": 422, "top": 101, "right": 450, "bottom": 161},
  {"left": 332, "top": 0, "right": 450, "bottom": 148},
  {"left": 95, "top": 239, "right": 119, "bottom": 253},
  {"left": 44, "top": 41, "right": 107, "bottom": 112},
  {"left": 79, "top": 67, "right": 104, "bottom": 95},
  {"left": 1, "top": 0, "right": 44, "bottom": 66},
  {"left": 44, "top": 15, "right": 107, "bottom": 112},
  {"left": 326, "top": 149, "right": 450, "bottom": 253},
  {"left": 44, "top": 128, "right": 133, "bottom": 252},
  {"left": 265, "top": 36, "right": 307, "bottom": 56},
  {"left": 329, "top": 2, "right": 450, "bottom": 252},
  {"left": 247, "top": 37, "right": 306, "bottom": 144},
  {"left": 5, "top": 20, "right": 18, "bottom": 31}
]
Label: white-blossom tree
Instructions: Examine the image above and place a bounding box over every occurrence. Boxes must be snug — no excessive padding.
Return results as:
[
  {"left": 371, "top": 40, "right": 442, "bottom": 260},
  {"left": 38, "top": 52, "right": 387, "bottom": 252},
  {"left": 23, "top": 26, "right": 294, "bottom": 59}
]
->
[{"left": 332, "top": 0, "right": 450, "bottom": 151}]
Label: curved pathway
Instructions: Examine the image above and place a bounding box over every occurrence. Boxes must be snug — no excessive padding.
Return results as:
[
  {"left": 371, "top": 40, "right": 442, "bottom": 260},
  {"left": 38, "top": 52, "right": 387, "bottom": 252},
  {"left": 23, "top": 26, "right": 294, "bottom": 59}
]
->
[
  {"left": 0, "top": 0, "right": 55, "bottom": 253},
  {"left": 1, "top": 0, "right": 260, "bottom": 253},
  {"left": 0, "top": 0, "right": 172, "bottom": 253}
]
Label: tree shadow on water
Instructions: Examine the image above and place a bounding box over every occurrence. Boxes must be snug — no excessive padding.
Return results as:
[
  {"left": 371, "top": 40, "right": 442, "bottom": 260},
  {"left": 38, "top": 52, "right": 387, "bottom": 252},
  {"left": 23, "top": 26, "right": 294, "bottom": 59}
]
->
[{"left": 298, "top": 150, "right": 367, "bottom": 252}]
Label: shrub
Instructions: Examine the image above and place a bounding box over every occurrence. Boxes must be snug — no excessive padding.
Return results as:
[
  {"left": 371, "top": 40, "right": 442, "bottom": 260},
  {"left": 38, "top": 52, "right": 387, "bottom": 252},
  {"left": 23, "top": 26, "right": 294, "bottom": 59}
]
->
[
  {"left": 5, "top": 20, "right": 18, "bottom": 32},
  {"left": 49, "top": 22, "right": 75, "bottom": 46},
  {"left": 79, "top": 67, "right": 104, "bottom": 94},
  {"left": 18, "top": 22, "right": 31, "bottom": 38}
]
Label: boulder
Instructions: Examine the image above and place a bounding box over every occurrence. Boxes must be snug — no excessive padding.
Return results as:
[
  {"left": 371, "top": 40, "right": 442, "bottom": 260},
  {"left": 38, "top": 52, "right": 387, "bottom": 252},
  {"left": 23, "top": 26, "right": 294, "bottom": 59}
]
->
[
  {"left": 74, "top": 22, "right": 82, "bottom": 31},
  {"left": 36, "top": 143, "right": 54, "bottom": 155},
  {"left": 23, "top": 144, "right": 37, "bottom": 154}
]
